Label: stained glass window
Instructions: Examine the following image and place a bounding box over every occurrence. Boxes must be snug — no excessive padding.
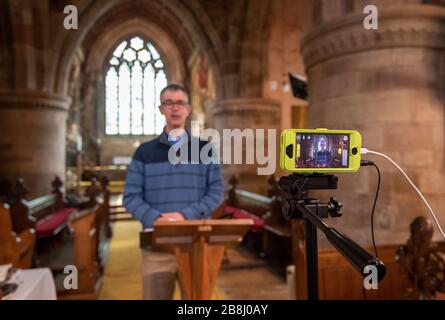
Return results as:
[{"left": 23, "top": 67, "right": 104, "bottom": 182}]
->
[{"left": 105, "top": 36, "right": 167, "bottom": 135}]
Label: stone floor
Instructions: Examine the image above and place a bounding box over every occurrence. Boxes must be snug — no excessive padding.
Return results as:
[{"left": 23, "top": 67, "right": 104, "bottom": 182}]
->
[{"left": 217, "top": 247, "right": 290, "bottom": 300}]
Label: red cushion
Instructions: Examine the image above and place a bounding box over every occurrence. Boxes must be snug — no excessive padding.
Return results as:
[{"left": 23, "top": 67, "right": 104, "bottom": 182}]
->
[
  {"left": 35, "top": 207, "right": 76, "bottom": 237},
  {"left": 225, "top": 206, "right": 264, "bottom": 230}
]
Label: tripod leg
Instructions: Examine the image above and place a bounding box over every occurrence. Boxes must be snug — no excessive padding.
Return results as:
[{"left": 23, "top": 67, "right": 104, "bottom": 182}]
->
[{"left": 305, "top": 219, "right": 319, "bottom": 300}]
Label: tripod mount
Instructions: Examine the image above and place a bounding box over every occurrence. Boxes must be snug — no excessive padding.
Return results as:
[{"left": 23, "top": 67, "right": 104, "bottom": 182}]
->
[{"left": 279, "top": 173, "right": 386, "bottom": 300}]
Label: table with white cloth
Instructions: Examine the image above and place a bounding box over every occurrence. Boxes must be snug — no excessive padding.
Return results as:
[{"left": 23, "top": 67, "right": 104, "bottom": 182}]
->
[{"left": 1, "top": 268, "right": 57, "bottom": 300}]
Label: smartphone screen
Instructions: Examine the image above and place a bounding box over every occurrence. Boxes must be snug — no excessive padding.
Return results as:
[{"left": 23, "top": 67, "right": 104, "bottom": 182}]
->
[{"left": 295, "top": 133, "right": 350, "bottom": 169}]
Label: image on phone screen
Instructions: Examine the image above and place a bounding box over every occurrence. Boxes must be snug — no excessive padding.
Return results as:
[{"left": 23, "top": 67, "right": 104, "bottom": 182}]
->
[{"left": 295, "top": 134, "right": 350, "bottom": 169}]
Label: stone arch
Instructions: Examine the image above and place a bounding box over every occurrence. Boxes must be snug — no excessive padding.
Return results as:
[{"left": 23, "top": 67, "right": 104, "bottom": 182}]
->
[
  {"left": 79, "top": 17, "right": 189, "bottom": 164},
  {"left": 51, "top": 0, "right": 224, "bottom": 100},
  {"left": 83, "top": 18, "right": 185, "bottom": 85}
]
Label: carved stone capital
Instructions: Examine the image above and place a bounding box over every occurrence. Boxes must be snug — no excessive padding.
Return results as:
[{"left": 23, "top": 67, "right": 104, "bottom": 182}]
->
[
  {"left": 0, "top": 90, "right": 71, "bottom": 112},
  {"left": 301, "top": 5, "right": 445, "bottom": 69}
]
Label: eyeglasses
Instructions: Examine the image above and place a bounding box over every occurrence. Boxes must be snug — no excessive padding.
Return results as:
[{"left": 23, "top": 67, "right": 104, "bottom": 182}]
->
[{"left": 161, "top": 100, "right": 189, "bottom": 108}]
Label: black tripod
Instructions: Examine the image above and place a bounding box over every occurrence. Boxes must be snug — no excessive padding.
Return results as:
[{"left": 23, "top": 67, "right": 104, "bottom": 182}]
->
[{"left": 279, "top": 173, "right": 386, "bottom": 300}]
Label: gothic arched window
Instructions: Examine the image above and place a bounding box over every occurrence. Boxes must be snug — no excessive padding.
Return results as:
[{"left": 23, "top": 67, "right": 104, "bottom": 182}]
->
[{"left": 105, "top": 36, "right": 167, "bottom": 135}]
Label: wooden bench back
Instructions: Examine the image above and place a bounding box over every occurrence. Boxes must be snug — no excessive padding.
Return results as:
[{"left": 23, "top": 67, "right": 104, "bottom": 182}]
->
[
  {"left": 313, "top": 244, "right": 408, "bottom": 299},
  {"left": 26, "top": 194, "right": 57, "bottom": 219},
  {"left": 68, "top": 207, "right": 100, "bottom": 293},
  {"left": 395, "top": 216, "right": 445, "bottom": 299},
  {"left": 3, "top": 177, "right": 66, "bottom": 233},
  {"left": 76, "top": 166, "right": 126, "bottom": 196},
  {"left": 226, "top": 175, "right": 278, "bottom": 216},
  {"left": 2, "top": 175, "right": 110, "bottom": 236},
  {"left": 0, "top": 203, "right": 35, "bottom": 269},
  {"left": 225, "top": 174, "right": 289, "bottom": 234},
  {"left": 0, "top": 203, "right": 16, "bottom": 262}
]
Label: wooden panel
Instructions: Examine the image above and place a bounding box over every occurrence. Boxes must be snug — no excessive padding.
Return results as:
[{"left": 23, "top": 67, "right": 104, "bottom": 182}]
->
[
  {"left": 69, "top": 208, "right": 100, "bottom": 293},
  {"left": 318, "top": 252, "right": 364, "bottom": 300},
  {"left": 0, "top": 203, "right": 35, "bottom": 269},
  {"left": 315, "top": 245, "right": 408, "bottom": 300}
]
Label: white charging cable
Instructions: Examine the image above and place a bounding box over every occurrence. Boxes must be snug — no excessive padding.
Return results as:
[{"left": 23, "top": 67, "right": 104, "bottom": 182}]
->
[{"left": 361, "top": 148, "right": 445, "bottom": 240}]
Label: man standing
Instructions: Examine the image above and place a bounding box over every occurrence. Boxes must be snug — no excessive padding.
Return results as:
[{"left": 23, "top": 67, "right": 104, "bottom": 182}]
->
[
  {"left": 123, "top": 84, "right": 224, "bottom": 300},
  {"left": 314, "top": 138, "right": 332, "bottom": 168}
]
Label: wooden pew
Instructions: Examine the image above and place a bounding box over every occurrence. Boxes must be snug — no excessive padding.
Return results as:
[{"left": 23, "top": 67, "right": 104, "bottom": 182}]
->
[
  {"left": 6, "top": 177, "right": 77, "bottom": 239},
  {"left": 0, "top": 176, "right": 12, "bottom": 203},
  {"left": 223, "top": 175, "right": 292, "bottom": 270},
  {"left": 97, "top": 177, "right": 112, "bottom": 239},
  {"left": 395, "top": 216, "right": 445, "bottom": 299},
  {"left": 5, "top": 175, "right": 109, "bottom": 240},
  {"left": 317, "top": 244, "right": 407, "bottom": 299},
  {"left": 74, "top": 165, "right": 131, "bottom": 223},
  {"left": 0, "top": 203, "right": 36, "bottom": 269},
  {"left": 57, "top": 206, "right": 101, "bottom": 299},
  {"left": 2, "top": 175, "right": 109, "bottom": 270},
  {"left": 81, "top": 176, "right": 113, "bottom": 240},
  {"left": 56, "top": 177, "right": 110, "bottom": 277}
]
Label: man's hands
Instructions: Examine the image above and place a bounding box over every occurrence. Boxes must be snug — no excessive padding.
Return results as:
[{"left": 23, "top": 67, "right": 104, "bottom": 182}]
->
[{"left": 156, "top": 212, "right": 185, "bottom": 222}]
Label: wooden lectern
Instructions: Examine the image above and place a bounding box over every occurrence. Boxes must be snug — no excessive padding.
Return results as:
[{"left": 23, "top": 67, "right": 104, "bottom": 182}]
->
[{"left": 150, "top": 219, "right": 253, "bottom": 300}]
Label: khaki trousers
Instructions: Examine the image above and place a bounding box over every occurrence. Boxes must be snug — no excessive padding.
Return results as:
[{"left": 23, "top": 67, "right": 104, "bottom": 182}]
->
[{"left": 141, "top": 248, "right": 182, "bottom": 300}]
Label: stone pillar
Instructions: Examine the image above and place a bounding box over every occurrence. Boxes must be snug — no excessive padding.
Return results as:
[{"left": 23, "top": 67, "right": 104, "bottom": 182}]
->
[
  {"left": 301, "top": 3, "right": 445, "bottom": 248},
  {"left": 81, "top": 71, "right": 101, "bottom": 166},
  {"left": 0, "top": 91, "right": 70, "bottom": 198},
  {"left": 213, "top": 98, "right": 281, "bottom": 194}
]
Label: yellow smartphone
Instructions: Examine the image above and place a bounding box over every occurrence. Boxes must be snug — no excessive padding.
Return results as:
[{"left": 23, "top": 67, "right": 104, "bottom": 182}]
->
[{"left": 281, "top": 128, "right": 362, "bottom": 173}]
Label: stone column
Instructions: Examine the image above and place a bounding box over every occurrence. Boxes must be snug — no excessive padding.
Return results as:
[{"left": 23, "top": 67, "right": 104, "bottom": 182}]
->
[
  {"left": 213, "top": 98, "right": 281, "bottom": 194},
  {"left": 0, "top": 91, "right": 70, "bottom": 198},
  {"left": 81, "top": 71, "right": 101, "bottom": 166},
  {"left": 301, "top": 4, "right": 445, "bottom": 247}
]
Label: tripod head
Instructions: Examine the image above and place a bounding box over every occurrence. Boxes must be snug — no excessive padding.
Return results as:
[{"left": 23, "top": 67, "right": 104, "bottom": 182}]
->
[
  {"left": 279, "top": 173, "right": 342, "bottom": 220},
  {"left": 279, "top": 173, "right": 338, "bottom": 197}
]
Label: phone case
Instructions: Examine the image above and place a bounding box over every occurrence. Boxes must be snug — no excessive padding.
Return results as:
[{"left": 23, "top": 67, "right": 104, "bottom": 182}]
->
[{"left": 280, "top": 128, "right": 362, "bottom": 173}]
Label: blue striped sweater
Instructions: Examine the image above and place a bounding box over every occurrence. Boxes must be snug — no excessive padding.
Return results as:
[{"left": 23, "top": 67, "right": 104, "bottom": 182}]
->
[{"left": 123, "top": 130, "right": 224, "bottom": 229}]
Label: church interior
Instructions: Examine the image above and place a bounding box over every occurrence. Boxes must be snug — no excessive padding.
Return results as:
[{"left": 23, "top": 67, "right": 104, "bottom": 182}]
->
[{"left": 1, "top": 0, "right": 445, "bottom": 301}]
